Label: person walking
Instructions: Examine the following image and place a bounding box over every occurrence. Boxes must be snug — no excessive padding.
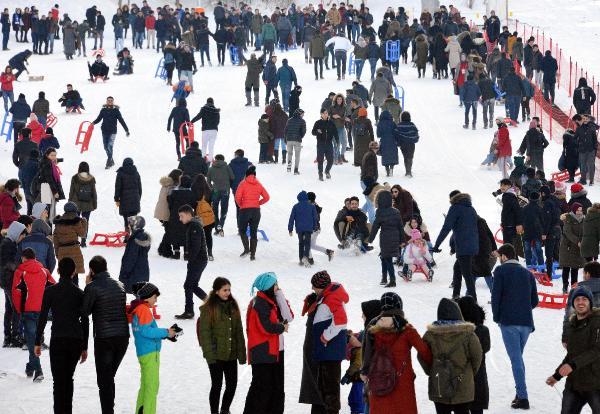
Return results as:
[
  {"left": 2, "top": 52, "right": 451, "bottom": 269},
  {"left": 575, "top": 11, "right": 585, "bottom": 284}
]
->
[
  {"left": 276, "top": 58, "right": 297, "bottom": 113},
  {"left": 118, "top": 216, "right": 151, "bottom": 294},
  {"left": 288, "top": 190, "right": 318, "bottom": 266},
  {"left": 81, "top": 255, "right": 129, "bottom": 414},
  {"left": 53, "top": 202, "right": 87, "bottom": 284},
  {"left": 235, "top": 166, "right": 269, "bottom": 260},
  {"left": 207, "top": 154, "right": 235, "bottom": 236},
  {"left": 284, "top": 108, "right": 306, "bottom": 174},
  {"left": 325, "top": 32, "right": 353, "bottom": 80},
  {"left": 492, "top": 243, "right": 539, "bottom": 410},
  {"left": 573, "top": 114, "right": 599, "bottom": 186},
  {"left": 92, "top": 96, "right": 130, "bottom": 169},
  {"left": 573, "top": 77, "right": 597, "bottom": 115},
  {"left": 114, "top": 158, "right": 142, "bottom": 231},
  {"left": 312, "top": 108, "right": 338, "bottom": 181},
  {"left": 68, "top": 162, "right": 97, "bottom": 247},
  {"left": 369, "top": 190, "right": 403, "bottom": 287},
  {"left": 559, "top": 203, "right": 586, "bottom": 294},
  {"left": 198, "top": 277, "right": 246, "bottom": 414},
  {"left": 167, "top": 98, "right": 190, "bottom": 161},
  {"left": 191, "top": 97, "right": 220, "bottom": 162}
]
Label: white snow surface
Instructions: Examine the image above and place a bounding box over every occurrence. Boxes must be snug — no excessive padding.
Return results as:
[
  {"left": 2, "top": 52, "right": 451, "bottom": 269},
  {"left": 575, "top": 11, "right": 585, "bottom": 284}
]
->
[{"left": 0, "top": 1, "right": 598, "bottom": 413}]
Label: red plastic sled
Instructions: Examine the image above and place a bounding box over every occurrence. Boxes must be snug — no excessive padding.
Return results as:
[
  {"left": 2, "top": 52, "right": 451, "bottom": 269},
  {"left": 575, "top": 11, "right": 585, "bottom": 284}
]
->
[
  {"left": 401, "top": 264, "right": 434, "bottom": 282},
  {"left": 532, "top": 271, "right": 553, "bottom": 287},
  {"left": 494, "top": 228, "right": 503, "bottom": 244},
  {"left": 75, "top": 121, "right": 94, "bottom": 153},
  {"left": 537, "top": 292, "right": 568, "bottom": 309},
  {"left": 46, "top": 113, "right": 57, "bottom": 128},
  {"left": 89, "top": 231, "right": 129, "bottom": 247},
  {"left": 550, "top": 170, "right": 580, "bottom": 182},
  {"left": 179, "top": 122, "right": 195, "bottom": 152}
]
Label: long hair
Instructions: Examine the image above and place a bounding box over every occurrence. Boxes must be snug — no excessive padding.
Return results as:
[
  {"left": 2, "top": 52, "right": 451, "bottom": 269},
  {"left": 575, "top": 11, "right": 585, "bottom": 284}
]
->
[{"left": 203, "top": 277, "right": 240, "bottom": 325}]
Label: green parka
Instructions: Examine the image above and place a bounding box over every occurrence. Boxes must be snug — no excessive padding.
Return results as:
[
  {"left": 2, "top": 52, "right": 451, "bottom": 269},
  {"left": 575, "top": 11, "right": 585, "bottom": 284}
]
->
[{"left": 197, "top": 299, "right": 246, "bottom": 365}]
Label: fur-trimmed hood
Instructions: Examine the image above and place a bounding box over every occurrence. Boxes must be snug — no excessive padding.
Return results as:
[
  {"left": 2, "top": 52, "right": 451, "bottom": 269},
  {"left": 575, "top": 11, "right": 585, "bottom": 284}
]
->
[
  {"left": 159, "top": 176, "right": 174, "bottom": 188},
  {"left": 450, "top": 192, "right": 472, "bottom": 206},
  {"left": 425, "top": 321, "right": 475, "bottom": 335}
]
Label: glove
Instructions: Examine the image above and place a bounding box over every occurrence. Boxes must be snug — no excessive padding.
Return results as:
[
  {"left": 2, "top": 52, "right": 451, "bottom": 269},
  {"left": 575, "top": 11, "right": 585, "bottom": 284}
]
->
[
  {"left": 340, "top": 374, "right": 351, "bottom": 385},
  {"left": 431, "top": 247, "right": 442, "bottom": 253},
  {"left": 193, "top": 69, "right": 198, "bottom": 74},
  {"left": 126, "top": 131, "right": 130, "bottom": 137}
]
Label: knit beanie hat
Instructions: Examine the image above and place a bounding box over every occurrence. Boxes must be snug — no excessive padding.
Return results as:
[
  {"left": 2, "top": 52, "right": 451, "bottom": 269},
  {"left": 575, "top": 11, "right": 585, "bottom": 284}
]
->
[
  {"left": 245, "top": 165, "right": 257, "bottom": 177},
  {"left": 571, "top": 202, "right": 583, "bottom": 214},
  {"left": 361, "top": 299, "right": 382, "bottom": 324},
  {"left": 251, "top": 272, "right": 277, "bottom": 295},
  {"left": 437, "top": 298, "right": 463, "bottom": 321},
  {"left": 133, "top": 282, "right": 160, "bottom": 300},
  {"left": 571, "top": 286, "right": 594, "bottom": 308},
  {"left": 410, "top": 229, "right": 422, "bottom": 241},
  {"left": 311, "top": 270, "right": 331, "bottom": 288},
  {"left": 571, "top": 183, "right": 584, "bottom": 194},
  {"left": 64, "top": 201, "right": 79, "bottom": 213},
  {"left": 380, "top": 292, "right": 403, "bottom": 312}
]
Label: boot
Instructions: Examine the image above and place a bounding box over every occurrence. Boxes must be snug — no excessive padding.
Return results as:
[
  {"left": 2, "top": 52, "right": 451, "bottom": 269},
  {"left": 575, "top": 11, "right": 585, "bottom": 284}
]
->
[
  {"left": 282, "top": 150, "right": 287, "bottom": 164},
  {"left": 405, "top": 158, "right": 413, "bottom": 177},
  {"left": 385, "top": 276, "right": 396, "bottom": 287},
  {"left": 245, "top": 90, "right": 252, "bottom": 106},
  {"left": 240, "top": 234, "right": 250, "bottom": 257},
  {"left": 380, "top": 274, "right": 387, "bottom": 285},
  {"left": 254, "top": 91, "right": 259, "bottom": 107},
  {"left": 250, "top": 238, "right": 257, "bottom": 261},
  {"left": 274, "top": 151, "right": 279, "bottom": 163}
]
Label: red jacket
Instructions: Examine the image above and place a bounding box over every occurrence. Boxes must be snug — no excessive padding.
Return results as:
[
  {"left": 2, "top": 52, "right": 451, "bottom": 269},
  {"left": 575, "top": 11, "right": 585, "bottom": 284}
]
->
[
  {"left": 27, "top": 119, "right": 45, "bottom": 144},
  {"left": 145, "top": 15, "right": 156, "bottom": 30},
  {"left": 456, "top": 62, "right": 469, "bottom": 87},
  {"left": 496, "top": 125, "right": 512, "bottom": 157},
  {"left": 12, "top": 259, "right": 55, "bottom": 314},
  {"left": 246, "top": 292, "right": 283, "bottom": 364},
  {"left": 0, "top": 73, "right": 15, "bottom": 91},
  {"left": 235, "top": 175, "right": 270, "bottom": 210},
  {"left": 51, "top": 8, "right": 59, "bottom": 21},
  {"left": 0, "top": 192, "right": 19, "bottom": 230}
]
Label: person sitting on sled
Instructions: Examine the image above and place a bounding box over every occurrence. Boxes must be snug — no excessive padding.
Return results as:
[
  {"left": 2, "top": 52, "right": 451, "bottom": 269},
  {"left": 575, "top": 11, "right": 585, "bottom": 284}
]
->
[
  {"left": 401, "top": 229, "right": 433, "bottom": 280},
  {"left": 88, "top": 54, "right": 109, "bottom": 81},
  {"left": 114, "top": 47, "right": 134, "bottom": 75},
  {"left": 58, "top": 84, "right": 85, "bottom": 113}
]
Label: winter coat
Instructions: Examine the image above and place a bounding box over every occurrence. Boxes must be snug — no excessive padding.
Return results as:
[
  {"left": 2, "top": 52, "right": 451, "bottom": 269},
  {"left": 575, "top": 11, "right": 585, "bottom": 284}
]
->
[
  {"left": 363, "top": 315, "right": 432, "bottom": 414},
  {"left": 288, "top": 191, "right": 317, "bottom": 234},
  {"left": 395, "top": 120, "right": 419, "bottom": 159},
  {"left": 369, "top": 191, "right": 403, "bottom": 258},
  {"left": 262, "top": 60, "right": 278, "bottom": 87},
  {"left": 511, "top": 40, "right": 524, "bottom": 61},
  {"left": 68, "top": 173, "right": 97, "bottom": 213},
  {"left": 445, "top": 36, "right": 461, "bottom": 69},
  {"left": 563, "top": 131, "right": 579, "bottom": 171},
  {"left": 471, "top": 324, "right": 490, "bottom": 410},
  {"left": 393, "top": 188, "right": 415, "bottom": 224},
  {"left": 207, "top": 160, "right": 234, "bottom": 192},
  {"left": 38, "top": 158, "right": 65, "bottom": 200},
  {"left": 32, "top": 98, "right": 49, "bottom": 118},
  {"left": 12, "top": 137, "right": 37, "bottom": 168},
  {"left": 569, "top": 191, "right": 593, "bottom": 215},
  {"left": 478, "top": 77, "right": 496, "bottom": 101},
  {"left": 420, "top": 321, "right": 482, "bottom": 405},
  {"left": 258, "top": 118, "right": 274, "bottom": 144},
  {"left": 496, "top": 125, "right": 512, "bottom": 157},
  {"left": 492, "top": 260, "right": 539, "bottom": 328},
  {"left": 309, "top": 35, "right": 326, "bottom": 58},
  {"left": 38, "top": 134, "right": 60, "bottom": 157},
  {"left": 501, "top": 190, "right": 523, "bottom": 229},
  {"left": 12, "top": 259, "right": 55, "bottom": 313},
  {"left": 518, "top": 127, "right": 548, "bottom": 159},
  {"left": 502, "top": 73, "right": 524, "bottom": 97},
  {"left": 328, "top": 103, "right": 346, "bottom": 129},
  {"left": 284, "top": 114, "right": 307, "bottom": 143},
  {"left": 0, "top": 192, "right": 20, "bottom": 230},
  {"left": 198, "top": 299, "right": 246, "bottom": 364},
  {"left": 9, "top": 96, "right": 31, "bottom": 122},
  {"left": 575, "top": 122, "right": 599, "bottom": 154},
  {"left": 377, "top": 111, "right": 399, "bottom": 166},
  {"left": 564, "top": 280, "right": 600, "bottom": 342},
  {"left": 353, "top": 117, "right": 374, "bottom": 165},
  {"left": 81, "top": 271, "right": 129, "bottom": 339},
  {"left": 276, "top": 62, "right": 297, "bottom": 88},
  {"left": 167, "top": 103, "right": 190, "bottom": 133},
  {"left": 414, "top": 34, "right": 428, "bottom": 67},
  {"left": 522, "top": 200, "right": 544, "bottom": 241},
  {"left": 521, "top": 178, "right": 541, "bottom": 200},
  {"left": 540, "top": 54, "right": 558, "bottom": 84},
  {"left": 580, "top": 204, "right": 600, "bottom": 258},
  {"left": 434, "top": 193, "right": 479, "bottom": 256},
  {"left": 462, "top": 79, "right": 481, "bottom": 102},
  {"left": 381, "top": 97, "right": 402, "bottom": 124},
  {"left": 229, "top": 157, "right": 252, "bottom": 194},
  {"left": 191, "top": 104, "right": 220, "bottom": 131},
  {"left": 27, "top": 118, "right": 45, "bottom": 145},
  {"left": 497, "top": 57, "right": 513, "bottom": 80},
  {"left": 153, "top": 177, "right": 174, "bottom": 222},
  {"left": 245, "top": 55, "right": 264, "bottom": 88},
  {"left": 269, "top": 108, "right": 288, "bottom": 138},
  {"left": 166, "top": 187, "right": 196, "bottom": 247},
  {"left": 19, "top": 226, "right": 56, "bottom": 273},
  {"left": 261, "top": 22, "right": 277, "bottom": 42},
  {"left": 312, "top": 283, "right": 349, "bottom": 361},
  {"left": 53, "top": 213, "right": 87, "bottom": 274},
  {"left": 369, "top": 77, "right": 392, "bottom": 107},
  {"left": 560, "top": 213, "right": 586, "bottom": 268},
  {"left": 92, "top": 105, "right": 129, "bottom": 135},
  {"left": 128, "top": 301, "right": 167, "bottom": 357},
  {"left": 573, "top": 78, "right": 597, "bottom": 115},
  {"left": 178, "top": 147, "right": 208, "bottom": 179},
  {"left": 63, "top": 26, "right": 77, "bottom": 55},
  {"left": 361, "top": 150, "right": 378, "bottom": 182},
  {"left": 471, "top": 217, "right": 497, "bottom": 277},
  {"left": 114, "top": 160, "right": 142, "bottom": 216},
  {"left": 235, "top": 175, "right": 270, "bottom": 210},
  {"left": 289, "top": 89, "right": 301, "bottom": 115},
  {"left": 119, "top": 228, "right": 151, "bottom": 293},
  {"left": 246, "top": 291, "right": 285, "bottom": 364}
]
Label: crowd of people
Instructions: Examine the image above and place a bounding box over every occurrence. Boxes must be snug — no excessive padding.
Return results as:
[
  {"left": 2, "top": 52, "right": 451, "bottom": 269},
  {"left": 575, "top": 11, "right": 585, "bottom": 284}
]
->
[{"left": 1, "top": 1, "right": 600, "bottom": 414}]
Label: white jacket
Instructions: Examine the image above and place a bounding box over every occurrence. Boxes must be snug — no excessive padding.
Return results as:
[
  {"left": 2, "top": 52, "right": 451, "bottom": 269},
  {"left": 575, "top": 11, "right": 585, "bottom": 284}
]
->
[{"left": 325, "top": 36, "right": 353, "bottom": 53}]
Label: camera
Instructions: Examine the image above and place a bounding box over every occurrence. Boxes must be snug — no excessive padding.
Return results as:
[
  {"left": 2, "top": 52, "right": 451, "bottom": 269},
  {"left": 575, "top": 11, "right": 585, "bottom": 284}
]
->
[
  {"left": 492, "top": 189, "right": 502, "bottom": 197},
  {"left": 57, "top": 158, "right": 64, "bottom": 163},
  {"left": 166, "top": 323, "right": 183, "bottom": 342}
]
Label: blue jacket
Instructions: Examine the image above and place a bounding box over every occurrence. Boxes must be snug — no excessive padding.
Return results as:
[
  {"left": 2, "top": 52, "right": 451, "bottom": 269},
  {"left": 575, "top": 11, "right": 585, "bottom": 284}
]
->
[
  {"left": 119, "top": 228, "right": 151, "bottom": 294},
  {"left": 8, "top": 50, "right": 31, "bottom": 69},
  {"left": 262, "top": 61, "right": 278, "bottom": 87},
  {"left": 19, "top": 158, "right": 39, "bottom": 199},
  {"left": 18, "top": 232, "right": 56, "bottom": 273},
  {"left": 129, "top": 301, "right": 168, "bottom": 357},
  {"left": 395, "top": 121, "right": 419, "bottom": 146},
  {"left": 92, "top": 104, "right": 129, "bottom": 134},
  {"left": 229, "top": 156, "right": 252, "bottom": 194},
  {"left": 491, "top": 260, "right": 538, "bottom": 329},
  {"left": 312, "top": 283, "right": 349, "bottom": 361},
  {"left": 521, "top": 78, "right": 534, "bottom": 98},
  {"left": 9, "top": 97, "right": 31, "bottom": 122},
  {"left": 276, "top": 63, "right": 297, "bottom": 87},
  {"left": 434, "top": 192, "right": 479, "bottom": 256},
  {"left": 38, "top": 135, "right": 60, "bottom": 156},
  {"left": 376, "top": 111, "right": 398, "bottom": 166},
  {"left": 462, "top": 80, "right": 481, "bottom": 102},
  {"left": 288, "top": 191, "right": 317, "bottom": 233}
]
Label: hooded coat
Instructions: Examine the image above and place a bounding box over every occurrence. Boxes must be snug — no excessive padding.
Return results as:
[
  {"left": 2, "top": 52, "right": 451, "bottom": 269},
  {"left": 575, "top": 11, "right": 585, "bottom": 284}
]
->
[
  {"left": 68, "top": 173, "right": 97, "bottom": 213},
  {"left": 434, "top": 193, "right": 479, "bottom": 256},
  {"left": 167, "top": 185, "right": 196, "bottom": 247},
  {"left": 580, "top": 204, "right": 600, "bottom": 258},
  {"left": 376, "top": 111, "right": 399, "bottom": 166},
  {"left": 414, "top": 34, "right": 429, "bottom": 67},
  {"left": 119, "top": 226, "right": 151, "bottom": 293},
  {"left": 381, "top": 97, "right": 402, "bottom": 123},
  {"left": 353, "top": 116, "right": 374, "bottom": 167},
  {"left": 114, "top": 159, "right": 142, "bottom": 216},
  {"left": 312, "top": 283, "right": 349, "bottom": 361},
  {"left": 154, "top": 176, "right": 174, "bottom": 222},
  {"left": 369, "top": 191, "right": 403, "bottom": 258},
  {"left": 178, "top": 146, "right": 209, "bottom": 179},
  {"left": 288, "top": 191, "right": 318, "bottom": 234},
  {"left": 53, "top": 212, "right": 87, "bottom": 273},
  {"left": 369, "top": 77, "right": 392, "bottom": 107},
  {"left": 207, "top": 159, "right": 235, "bottom": 192},
  {"left": 559, "top": 213, "right": 586, "bottom": 268}
]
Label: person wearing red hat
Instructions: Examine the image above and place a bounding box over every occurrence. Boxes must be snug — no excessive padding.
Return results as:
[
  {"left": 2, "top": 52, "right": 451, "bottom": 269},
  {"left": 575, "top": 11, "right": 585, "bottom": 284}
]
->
[{"left": 568, "top": 183, "right": 592, "bottom": 214}]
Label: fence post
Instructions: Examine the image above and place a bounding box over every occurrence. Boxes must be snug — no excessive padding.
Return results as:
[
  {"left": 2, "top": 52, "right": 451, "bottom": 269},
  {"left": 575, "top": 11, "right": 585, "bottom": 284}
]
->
[{"left": 569, "top": 56, "right": 572, "bottom": 97}]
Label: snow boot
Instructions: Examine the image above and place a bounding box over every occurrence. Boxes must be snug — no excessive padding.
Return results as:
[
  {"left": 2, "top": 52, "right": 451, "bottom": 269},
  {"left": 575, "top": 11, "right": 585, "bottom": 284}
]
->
[
  {"left": 380, "top": 275, "right": 387, "bottom": 285},
  {"left": 294, "top": 168, "right": 299, "bottom": 175},
  {"left": 319, "top": 173, "right": 324, "bottom": 181},
  {"left": 240, "top": 234, "right": 250, "bottom": 257},
  {"left": 385, "top": 278, "right": 396, "bottom": 288},
  {"left": 250, "top": 239, "right": 257, "bottom": 261},
  {"left": 274, "top": 151, "right": 279, "bottom": 163},
  {"left": 245, "top": 90, "right": 252, "bottom": 106},
  {"left": 282, "top": 150, "right": 287, "bottom": 164},
  {"left": 326, "top": 249, "right": 334, "bottom": 261}
]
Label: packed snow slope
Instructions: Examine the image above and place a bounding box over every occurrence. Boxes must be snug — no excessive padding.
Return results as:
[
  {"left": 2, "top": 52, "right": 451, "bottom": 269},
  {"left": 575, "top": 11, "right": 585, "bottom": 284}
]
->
[{"left": 0, "top": 1, "right": 598, "bottom": 413}]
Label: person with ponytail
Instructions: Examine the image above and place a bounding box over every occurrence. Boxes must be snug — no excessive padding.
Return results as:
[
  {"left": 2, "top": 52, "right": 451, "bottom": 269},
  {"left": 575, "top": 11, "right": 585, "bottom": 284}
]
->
[{"left": 197, "top": 277, "right": 246, "bottom": 414}]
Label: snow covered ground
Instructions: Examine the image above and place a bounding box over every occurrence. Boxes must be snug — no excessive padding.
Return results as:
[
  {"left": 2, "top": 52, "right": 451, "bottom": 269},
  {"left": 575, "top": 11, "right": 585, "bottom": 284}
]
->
[{"left": 0, "top": 1, "right": 598, "bottom": 413}]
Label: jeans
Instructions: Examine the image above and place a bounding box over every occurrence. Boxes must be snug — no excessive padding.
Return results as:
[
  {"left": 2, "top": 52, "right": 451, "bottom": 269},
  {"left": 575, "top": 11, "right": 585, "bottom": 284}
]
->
[
  {"left": 500, "top": 324, "right": 532, "bottom": 399},
  {"left": 50, "top": 337, "right": 83, "bottom": 414},
  {"left": 156, "top": 36, "right": 165, "bottom": 52},
  {"left": 523, "top": 239, "right": 544, "bottom": 267},
  {"left": 452, "top": 255, "right": 476, "bottom": 301},
  {"left": 184, "top": 260, "right": 208, "bottom": 312},
  {"left": 199, "top": 44, "right": 210, "bottom": 65},
  {"left": 47, "top": 33, "right": 54, "bottom": 53},
  {"left": 354, "top": 59, "right": 365, "bottom": 80},
  {"left": 2, "top": 31, "right": 8, "bottom": 49},
  {"left": 265, "top": 85, "right": 279, "bottom": 103},
  {"left": 505, "top": 95, "right": 520, "bottom": 122},
  {"left": 313, "top": 57, "right": 323, "bottom": 78},
  {"left": 101, "top": 132, "right": 116, "bottom": 161},
  {"left": 134, "top": 31, "right": 144, "bottom": 48},
  {"left": 335, "top": 127, "right": 347, "bottom": 161},
  {"left": 481, "top": 98, "right": 494, "bottom": 126},
  {"left": 94, "top": 336, "right": 129, "bottom": 414},
  {"left": 280, "top": 83, "right": 292, "bottom": 112},
  {"left": 212, "top": 190, "right": 229, "bottom": 229},
  {"left": 93, "top": 30, "right": 104, "bottom": 49},
  {"left": 334, "top": 50, "right": 347, "bottom": 78},
  {"left": 369, "top": 58, "right": 378, "bottom": 79},
  {"left": 22, "top": 312, "right": 41, "bottom": 374},
  {"left": 297, "top": 231, "right": 312, "bottom": 260},
  {"left": 579, "top": 151, "right": 596, "bottom": 183},
  {"left": 464, "top": 101, "right": 477, "bottom": 126},
  {"left": 360, "top": 181, "right": 376, "bottom": 223},
  {"left": 544, "top": 81, "right": 556, "bottom": 103},
  {"left": 208, "top": 360, "right": 238, "bottom": 413},
  {"left": 561, "top": 388, "right": 600, "bottom": 414},
  {"left": 287, "top": 141, "right": 302, "bottom": 170},
  {"left": 381, "top": 257, "right": 395, "bottom": 281},
  {"left": 37, "top": 114, "right": 47, "bottom": 128},
  {"left": 2, "top": 90, "right": 14, "bottom": 112}
]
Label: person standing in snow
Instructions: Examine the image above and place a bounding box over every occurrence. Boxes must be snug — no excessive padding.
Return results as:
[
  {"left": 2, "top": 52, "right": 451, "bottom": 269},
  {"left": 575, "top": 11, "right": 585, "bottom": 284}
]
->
[
  {"left": 243, "top": 272, "right": 293, "bottom": 414},
  {"left": 262, "top": 54, "right": 279, "bottom": 105},
  {"left": 68, "top": 162, "right": 97, "bottom": 248},
  {"left": 276, "top": 58, "right": 297, "bottom": 113},
  {"left": 198, "top": 277, "right": 246, "bottom": 414},
  {"left": 207, "top": 154, "right": 235, "bottom": 237},
  {"left": 312, "top": 108, "right": 338, "bottom": 181},
  {"left": 167, "top": 98, "right": 190, "bottom": 161},
  {"left": 288, "top": 190, "right": 318, "bottom": 266},
  {"left": 245, "top": 52, "right": 264, "bottom": 107},
  {"left": 118, "top": 216, "right": 151, "bottom": 294},
  {"left": 191, "top": 97, "right": 220, "bottom": 162},
  {"left": 235, "top": 166, "right": 269, "bottom": 261},
  {"left": 573, "top": 77, "right": 597, "bottom": 116},
  {"left": 284, "top": 108, "right": 306, "bottom": 175},
  {"left": 92, "top": 96, "right": 130, "bottom": 169},
  {"left": 325, "top": 32, "right": 353, "bottom": 80},
  {"left": 114, "top": 158, "right": 142, "bottom": 231}
]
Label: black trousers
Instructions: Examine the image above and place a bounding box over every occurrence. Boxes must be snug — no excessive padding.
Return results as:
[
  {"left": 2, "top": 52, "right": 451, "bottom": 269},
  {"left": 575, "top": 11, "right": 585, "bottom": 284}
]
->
[
  {"left": 50, "top": 337, "right": 82, "bottom": 414},
  {"left": 204, "top": 223, "right": 214, "bottom": 256},
  {"left": 316, "top": 144, "right": 333, "bottom": 174},
  {"left": 503, "top": 226, "right": 517, "bottom": 248},
  {"left": 562, "top": 267, "right": 579, "bottom": 291},
  {"left": 94, "top": 336, "right": 129, "bottom": 414},
  {"left": 208, "top": 360, "right": 238, "bottom": 413},
  {"left": 184, "top": 260, "right": 208, "bottom": 312},
  {"left": 434, "top": 402, "right": 470, "bottom": 414},
  {"left": 313, "top": 57, "right": 323, "bottom": 78},
  {"left": 544, "top": 231, "right": 560, "bottom": 279},
  {"left": 243, "top": 352, "right": 285, "bottom": 414},
  {"left": 317, "top": 360, "right": 341, "bottom": 414},
  {"left": 561, "top": 388, "right": 600, "bottom": 413},
  {"left": 238, "top": 208, "right": 261, "bottom": 240},
  {"left": 452, "top": 255, "right": 476, "bottom": 301}
]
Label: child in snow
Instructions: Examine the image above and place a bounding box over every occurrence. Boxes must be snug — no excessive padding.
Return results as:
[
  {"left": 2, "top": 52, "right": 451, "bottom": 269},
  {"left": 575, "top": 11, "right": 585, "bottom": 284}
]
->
[
  {"left": 26, "top": 113, "right": 45, "bottom": 145},
  {"left": 119, "top": 216, "right": 151, "bottom": 294},
  {"left": 288, "top": 190, "right": 318, "bottom": 266},
  {"left": 401, "top": 229, "right": 433, "bottom": 281},
  {"left": 115, "top": 48, "right": 134, "bottom": 75},
  {"left": 258, "top": 113, "right": 273, "bottom": 163},
  {"left": 341, "top": 332, "right": 364, "bottom": 414},
  {"left": 128, "top": 282, "right": 177, "bottom": 414}
]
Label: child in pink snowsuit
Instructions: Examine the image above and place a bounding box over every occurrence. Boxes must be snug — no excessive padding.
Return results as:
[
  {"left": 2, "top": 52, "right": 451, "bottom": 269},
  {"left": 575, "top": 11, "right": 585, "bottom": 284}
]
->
[{"left": 401, "top": 229, "right": 433, "bottom": 280}]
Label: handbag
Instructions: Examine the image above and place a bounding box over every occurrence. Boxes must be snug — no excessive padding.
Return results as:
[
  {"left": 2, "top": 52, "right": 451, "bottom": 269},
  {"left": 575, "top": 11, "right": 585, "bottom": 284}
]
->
[{"left": 40, "top": 183, "right": 53, "bottom": 204}]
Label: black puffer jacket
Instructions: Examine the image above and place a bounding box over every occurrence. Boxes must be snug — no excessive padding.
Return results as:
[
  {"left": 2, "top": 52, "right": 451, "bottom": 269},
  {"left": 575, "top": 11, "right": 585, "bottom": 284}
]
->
[
  {"left": 178, "top": 146, "right": 208, "bottom": 179},
  {"left": 368, "top": 191, "right": 403, "bottom": 258},
  {"left": 114, "top": 158, "right": 142, "bottom": 216},
  {"left": 81, "top": 271, "right": 129, "bottom": 339},
  {"left": 284, "top": 113, "right": 307, "bottom": 142},
  {"left": 187, "top": 217, "right": 208, "bottom": 264},
  {"left": 167, "top": 187, "right": 197, "bottom": 247},
  {"left": 191, "top": 103, "right": 221, "bottom": 131},
  {"left": 39, "top": 158, "right": 65, "bottom": 200},
  {"left": 12, "top": 137, "right": 38, "bottom": 168},
  {"left": 92, "top": 104, "right": 129, "bottom": 135}
]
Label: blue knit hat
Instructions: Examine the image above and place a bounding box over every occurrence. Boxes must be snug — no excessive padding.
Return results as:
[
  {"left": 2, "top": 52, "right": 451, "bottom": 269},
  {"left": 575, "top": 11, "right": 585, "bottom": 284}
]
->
[
  {"left": 251, "top": 272, "right": 277, "bottom": 295},
  {"left": 571, "top": 286, "right": 594, "bottom": 308}
]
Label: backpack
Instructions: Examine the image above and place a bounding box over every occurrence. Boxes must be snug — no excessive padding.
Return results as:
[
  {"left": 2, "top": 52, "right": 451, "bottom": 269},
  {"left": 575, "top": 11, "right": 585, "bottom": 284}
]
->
[
  {"left": 429, "top": 337, "right": 468, "bottom": 400},
  {"left": 367, "top": 335, "right": 405, "bottom": 396},
  {"left": 77, "top": 182, "right": 93, "bottom": 202},
  {"left": 195, "top": 197, "right": 215, "bottom": 226}
]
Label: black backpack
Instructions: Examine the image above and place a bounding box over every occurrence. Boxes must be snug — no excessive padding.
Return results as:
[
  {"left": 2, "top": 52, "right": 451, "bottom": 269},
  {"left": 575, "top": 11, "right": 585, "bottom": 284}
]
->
[
  {"left": 429, "top": 337, "right": 468, "bottom": 400},
  {"left": 78, "top": 182, "right": 93, "bottom": 202}
]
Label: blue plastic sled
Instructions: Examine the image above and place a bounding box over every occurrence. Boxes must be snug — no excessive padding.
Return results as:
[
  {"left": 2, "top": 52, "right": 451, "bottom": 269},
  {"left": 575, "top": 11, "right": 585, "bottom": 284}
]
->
[
  {"left": 246, "top": 227, "right": 269, "bottom": 241},
  {"left": 528, "top": 262, "right": 561, "bottom": 280},
  {"left": 348, "top": 53, "right": 355, "bottom": 75},
  {"left": 230, "top": 46, "right": 240, "bottom": 65},
  {"left": 394, "top": 86, "right": 405, "bottom": 109},
  {"left": 493, "top": 84, "right": 506, "bottom": 99},
  {"left": 385, "top": 40, "right": 400, "bottom": 62},
  {"left": 1, "top": 112, "right": 13, "bottom": 142},
  {"left": 154, "top": 58, "right": 167, "bottom": 80}
]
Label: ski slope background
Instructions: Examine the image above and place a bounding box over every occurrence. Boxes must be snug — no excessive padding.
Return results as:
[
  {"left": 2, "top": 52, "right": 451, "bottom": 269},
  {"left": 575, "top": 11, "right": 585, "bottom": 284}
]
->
[{"left": 0, "top": 0, "right": 599, "bottom": 413}]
